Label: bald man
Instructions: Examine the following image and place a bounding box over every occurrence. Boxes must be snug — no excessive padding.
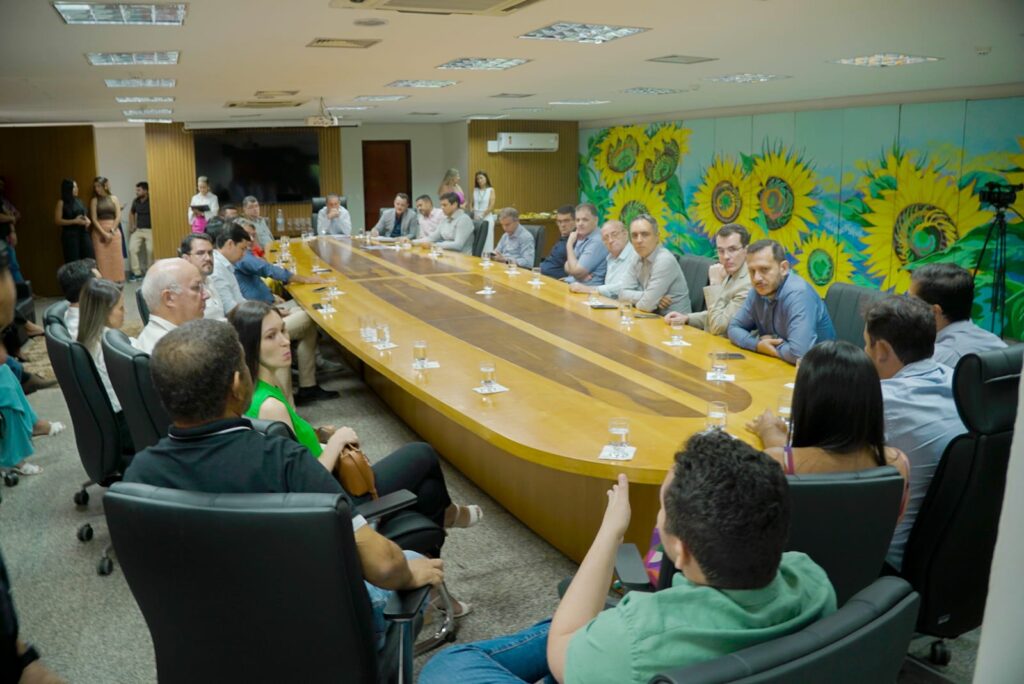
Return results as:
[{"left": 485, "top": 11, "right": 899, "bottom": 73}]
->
[{"left": 134, "top": 258, "right": 209, "bottom": 353}]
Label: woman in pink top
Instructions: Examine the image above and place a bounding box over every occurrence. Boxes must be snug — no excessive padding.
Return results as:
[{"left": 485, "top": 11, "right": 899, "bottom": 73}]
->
[{"left": 438, "top": 168, "right": 465, "bottom": 206}]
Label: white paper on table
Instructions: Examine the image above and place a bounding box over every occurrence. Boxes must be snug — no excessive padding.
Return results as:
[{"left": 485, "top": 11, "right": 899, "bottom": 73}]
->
[
  {"left": 599, "top": 445, "right": 637, "bottom": 461},
  {"left": 476, "top": 289, "right": 496, "bottom": 296},
  {"left": 662, "top": 340, "right": 692, "bottom": 347},
  {"left": 373, "top": 342, "right": 398, "bottom": 351},
  {"left": 783, "top": 382, "right": 795, "bottom": 389},
  {"left": 706, "top": 372, "right": 736, "bottom": 382},
  {"left": 312, "top": 267, "right": 331, "bottom": 273},
  {"left": 412, "top": 360, "right": 441, "bottom": 370},
  {"left": 473, "top": 383, "right": 509, "bottom": 395}
]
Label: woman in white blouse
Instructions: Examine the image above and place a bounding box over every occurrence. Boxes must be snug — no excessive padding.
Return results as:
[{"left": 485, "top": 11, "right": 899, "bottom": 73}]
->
[
  {"left": 472, "top": 171, "right": 496, "bottom": 251},
  {"left": 187, "top": 175, "right": 219, "bottom": 224}
]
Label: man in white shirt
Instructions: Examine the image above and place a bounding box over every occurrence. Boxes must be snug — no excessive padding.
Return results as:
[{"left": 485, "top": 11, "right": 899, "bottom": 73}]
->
[
  {"left": 666, "top": 223, "right": 751, "bottom": 336},
  {"left": 569, "top": 221, "right": 636, "bottom": 299},
  {"left": 414, "top": 195, "right": 444, "bottom": 242},
  {"left": 317, "top": 194, "right": 353, "bottom": 236},
  {"left": 619, "top": 215, "right": 691, "bottom": 315},
  {"left": 417, "top": 193, "right": 474, "bottom": 254},
  {"left": 56, "top": 258, "right": 99, "bottom": 338},
  {"left": 134, "top": 258, "right": 209, "bottom": 354},
  {"left": 179, "top": 233, "right": 225, "bottom": 321},
  {"left": 208, "top": 225, "right": 250, "bottom": 316},
  {"left": 909, "top": 263, "right": 1006, "bottom": 368}
]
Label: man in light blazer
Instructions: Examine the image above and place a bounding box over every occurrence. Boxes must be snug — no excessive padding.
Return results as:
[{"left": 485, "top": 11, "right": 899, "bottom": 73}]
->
[
  {"left": 370, "top": 193, "right": 419, "bottom": 239},
  {"left": 666, "top": 223, "right": 751, "bottom": 336}
]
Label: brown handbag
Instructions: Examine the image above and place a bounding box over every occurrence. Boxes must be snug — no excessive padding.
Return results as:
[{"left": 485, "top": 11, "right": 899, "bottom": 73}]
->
[{"left": 334, "top": 442, "right": 379, "bottom": 500}]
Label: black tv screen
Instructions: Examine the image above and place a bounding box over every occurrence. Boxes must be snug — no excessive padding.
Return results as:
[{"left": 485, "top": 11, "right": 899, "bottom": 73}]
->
[{"left": 194, "top": 129, "right": 320, "bottom": 204}]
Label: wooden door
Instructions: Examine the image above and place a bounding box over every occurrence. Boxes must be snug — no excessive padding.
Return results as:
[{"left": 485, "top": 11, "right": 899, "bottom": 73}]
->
[{"left": 361, "top": 140, "right": 411, "bottom": 232}]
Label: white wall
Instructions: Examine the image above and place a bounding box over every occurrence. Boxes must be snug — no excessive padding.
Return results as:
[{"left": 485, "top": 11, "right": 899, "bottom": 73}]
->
[
  {"left": 441, "top": 121, "right": 468, "bottom": 190},
  {"left": 340, "top": 123, "right": 467, "bottom": 229},
  {"left": 92, "top": 124, "right": 147, "bottom": 225}
]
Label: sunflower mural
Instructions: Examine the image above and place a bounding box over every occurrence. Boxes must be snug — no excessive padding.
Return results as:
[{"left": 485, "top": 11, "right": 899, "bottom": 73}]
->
[
  {"left": 793, "top": 231, "right": 856, "bottom": 299},
  {"left": 858, "top": 149, "right": 991, "bottom": 293},
  {"left": 690, "top": 155, "right": 754, "bottom": 237},
  {"left": 1006, "top": 136, "right": 1024, "bottom": 220},
  {"left": 606, "top": 175, "right": 670, "bottom": 228},
  {"left": 639, "top": 124, "right": 689, "bottom": 186},
  {"left": 594, "top": 125, "right": 647, "bottom": 188},
  {"left": 748, "top": 146, "right": 819, "bottom": 253}
]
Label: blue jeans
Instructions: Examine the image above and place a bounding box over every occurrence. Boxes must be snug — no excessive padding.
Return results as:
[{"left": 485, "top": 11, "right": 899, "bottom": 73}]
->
[
  {"left": 419, "top": 618, "right": 556, "bottom": 684},
  {"left": 365, "top": 550, "right": 424, "bottom": 651}
]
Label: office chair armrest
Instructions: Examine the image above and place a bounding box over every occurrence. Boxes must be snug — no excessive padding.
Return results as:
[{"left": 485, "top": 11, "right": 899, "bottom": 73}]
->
[
  {"left": 356, "top": 489, "right": 417, "bottom": 522},
  {"left": 383, "top": 584, "right": 432, "bottom": 622},
  {"left": 615, "top": 543, "right": 655, "bottom": 592}
]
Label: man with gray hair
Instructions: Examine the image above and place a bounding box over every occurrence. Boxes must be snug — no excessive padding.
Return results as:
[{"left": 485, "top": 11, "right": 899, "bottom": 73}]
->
[
  {"left": 492, "top": 207, "right": 535, "bottom": 268},
  {"left": 569, "top": 220, "right": 636, "bottom": 299},
  {"left": 133, "top": 258, "right": 209, "bottom": 353},
  {"left": 242, "top": 195, "right": 273, "bottom": 248},
  {"left": 619, "top": 214, "right": 691, "bottom": 316},
  {"left": 317, "top": 194, "right": 353, "bottom": 236}
]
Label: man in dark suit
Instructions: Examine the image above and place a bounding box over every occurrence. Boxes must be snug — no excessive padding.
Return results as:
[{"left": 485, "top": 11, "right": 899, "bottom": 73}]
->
[{"left": 370, "top": 193, "right": 419, "bottom": 239}]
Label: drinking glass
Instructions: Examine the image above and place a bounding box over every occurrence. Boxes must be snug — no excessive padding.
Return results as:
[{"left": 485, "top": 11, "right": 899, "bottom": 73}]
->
[
  {"left": 480, "top": 251, "right": 493, "bottom": 268},
  {"left": 778, "top": 390, "right": 794, "bottom": 436},
  {"left": 359, "top": 315, "right": 376, "bottom": 342},
  {"left": 479, "top": 360, "right": 496, "bottom": 388},
  {"left": 619, "top": 301, "right": 634, "bottom": 326},
  {"left": 413, "top": 340, "right": 428, "bottom": 368},
  {"left": 375, "top": 322, "right": 390, "bottom": 346},
  {"left": 608, "top": 418, "right": 630, "bottom": 447},
  {"left": 505, "top": 260, "right": 519, "bottom": 275},
  {"left": 530, "top": 267, "right": 542, "bottom": 286},
  {"left": 320, "top": 292, "right": 333, "bottom": 315},
  {"left": 482, "top": 276, "right": 495, "bottom": 295},
  {"left": 708, "top": 353, "right": 728, "bottom": 381},
  {"left": 587, "top": 291, "right": 601, "bottom": 306},
  {"left": 670, "top": 319, "right": 685, "bottom": 345},
  {"left": 706, "top": 401, "right": 728, "bottom": 430}
]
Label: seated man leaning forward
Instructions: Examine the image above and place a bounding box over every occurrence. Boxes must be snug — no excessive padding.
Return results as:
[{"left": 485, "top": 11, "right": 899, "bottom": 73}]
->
[
  {"left": 133, "top": 258, "right": 209, "bottom": 354},
  {"left": 317, "top": 193, "right": 353, "bottom": 237},
  {"left": 727, "top": 239, "right": 835, "bottom": 364},
  {"left": 123, "top": 319, "right": 444, "bottom": 647},
  {"left": 420, "top": 429, "right": 835, "bottom": 684},
  {"left": 909, "top": 262, "right": 1006, "bottom": 368},
  {"left": 618, "top": 214, "right": 690, "bottom": 315},
  {"left": 370, "top": 193, "right": 419, "bottom": 239},
  {"left": 492, "top": 207, "right": 535, "bottom": 269},
  {"left": 666, "top": 223, "right": 751, "bottom": 335},
  {"left": 414, "top": 192, "right": 475, "bottom": 254},
  {"left": 568, "top": 220, "right": 636, "bottom": 299},
  {"left": 563, "top": 203, "right": 608, "bottom": 286}
]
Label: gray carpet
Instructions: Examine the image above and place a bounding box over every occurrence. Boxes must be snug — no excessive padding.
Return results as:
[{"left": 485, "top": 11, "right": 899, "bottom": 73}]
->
[{"left": 0, "top": 285, "right": 976, "bottom": 682}]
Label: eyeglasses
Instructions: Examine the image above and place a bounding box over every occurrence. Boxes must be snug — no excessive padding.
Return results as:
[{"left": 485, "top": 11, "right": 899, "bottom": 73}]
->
[{"left": 716, "top": 246, "right": 746, "bottom": 257}]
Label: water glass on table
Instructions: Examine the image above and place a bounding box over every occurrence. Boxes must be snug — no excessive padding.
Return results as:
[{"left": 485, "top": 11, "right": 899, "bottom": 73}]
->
[
  {"left": 619, "top": 301, "right": 634, "bottom": 326},
  {"left": 708, "top": 353, "right": 728, "bottom": 381},
  {"left": 479, "top": 360, "right": 496, "bottom": 389},
  {"left": 413, "top": 340, "right": 428, "bottom": 369},
  {"left": 481, "top": 252, "right": 493, "bottom": 268},
  {"left": 670, "top": 318, "right": 685, "bottom": 345},
  {"left": 706, "top": 401, "right": 728, "bottom": 431},
  {"left": 529, "top": 267, "right": 542, "bottom": 286},
  {"left": 608, "top": 418, "right": 630, "bottom": 448}
]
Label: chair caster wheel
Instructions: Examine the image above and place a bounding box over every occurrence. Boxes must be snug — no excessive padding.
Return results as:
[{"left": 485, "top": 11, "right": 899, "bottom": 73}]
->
[
  {"left": 73, "top": 490, "right": 89, "bottom": 506},
  {"left": 77, "top": 523, "right": 93, "bottom": 542},
  {"left": 929, "top": 640, "right": 951, "bottom": 666},
  {"left": 3, "top": 472, "right": 18, "bottom": 487},
  {"left": 97, "top": 557, "right": 114, "bottom": 576}
]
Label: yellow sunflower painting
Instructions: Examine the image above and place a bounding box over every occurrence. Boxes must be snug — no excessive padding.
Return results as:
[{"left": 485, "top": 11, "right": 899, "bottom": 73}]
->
[
  {"left": 607, "top": 175, "right": 670, "bottom": 228},
  {"left": 595, "top": 125, "right": 647, "bottom": 188},
  {"left": 639, "top": 124, "right": 690, "bottom": 186},
  {"left": 861, "top": 152, "right": 992, "bottom": 293},
  {"left": 793, "top": 231, "right": 855, "bottom": 299},
  {"left": 690, "top": 155, "right": 754, "bottom": 237},
  {"left": 749, "top": 148, "right": 819, "bottom": 253}
]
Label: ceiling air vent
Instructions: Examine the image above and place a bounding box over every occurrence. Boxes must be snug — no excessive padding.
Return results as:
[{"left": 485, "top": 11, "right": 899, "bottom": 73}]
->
[
  {"left": 226, "top": 100, "right": 307, "bottom": 109},
  {"left": 328, "top": 0, "right": 540, "bottom": 16},
  {"left": 307, "top": 38, "right": 381, "bottom": 49}
]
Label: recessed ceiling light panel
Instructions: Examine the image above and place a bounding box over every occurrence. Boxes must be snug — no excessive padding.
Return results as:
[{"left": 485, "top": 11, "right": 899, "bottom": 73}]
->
[
  {"left": 254, "top": 90, "right": 299, "bottom": 98},
  {"left": 409, "top": 112, "right": 440, "bottom": 116},
  {"left": 354, "top": 95, "right": 409, "bottom": 102},
  {"left": 438, "top": 57, "right": 529, "bottom": 71},
  {"left": 647, "top": 54, "right": 718, "bottom": 65},
  {"left": 830, "top": 53, "right": 940, "bottom": 67},
  {"left": 490, "top": 93, "right": 535, "bottom": 99},
  {"left": 87, "top": 51, "right": 179, "bottom": 65},
  {"left": 126, "top": 118, "right": 172, "bottom": 123},
  {"left": 122, "top": 108, "right": 173, "bottom": 116},
  {"left": 520, "top": 22, "right": 647, "bottom": 45},
  {"left": 466, "top": 114, "right": 509, "bottom": 120},
  {"left": 306, "top": 38, "right": 380, "bottom": 49},
  {"left": 704, "top": 73, "right": 789, "bottom": 84},
  {"left": 53, "top": 2, "right": 187, "bottom": 26},
  {"left": 622, "top": 87, "right": 684, "bottom": 95},
  {"left": 326, "top": 105, "right": 373, "bottom": 111},
  {"left": 105, "top": 78, "right": 176, "bottom": 88},
  {"left": 386, "top": 80, "right": 456, "bottom": 88},
  {"left": 115, "top": 96, "right": 174, "bottom": 103},
  {"left": 502, "top": 107, "right": 549, "bottom": 112},
  {"left": 549, "top": 99, "right": 611, "bottom": 105}
]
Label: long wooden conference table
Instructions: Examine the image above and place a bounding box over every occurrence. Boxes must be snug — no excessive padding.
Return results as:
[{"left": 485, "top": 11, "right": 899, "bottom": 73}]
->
[{"left": 281, "top": 236, "right": 796, "bottom": 562}]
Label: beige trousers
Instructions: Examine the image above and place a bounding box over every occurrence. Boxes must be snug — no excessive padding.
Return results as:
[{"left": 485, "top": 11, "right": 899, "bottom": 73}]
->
[{"left": 128, "top": 228, "right": 153, "bottom": 275}]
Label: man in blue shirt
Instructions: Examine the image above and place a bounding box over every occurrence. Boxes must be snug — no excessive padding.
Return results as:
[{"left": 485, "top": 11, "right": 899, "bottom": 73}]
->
[
  {"left": 234, "top": 218, "right": 326, "bottom": 303},
  {"left": 863, "top": 295, "right": 965, "bottom": 570},
  {"left": 493, "top": 207, "right": 535, "bottom": 269},
  {"left": 727, "top": 239, "right": 835, "bottom": 364},
  {"left": 564, "top": 203, "right": 608, "bottom": 286},
  {"left": 540, "top": 205, "right": 575, "bottom": 279}
]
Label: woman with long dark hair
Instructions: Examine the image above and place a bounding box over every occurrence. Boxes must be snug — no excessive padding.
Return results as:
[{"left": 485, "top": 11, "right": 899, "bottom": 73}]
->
[
  {"left": 77, "top": 278, "right": 133, "bottom": 450},
  {"left": 55, "top": 178, "right": 94, "bottom": 263},
  {"left": 88, "top": 177, "right": 125, "bottom": 283}
]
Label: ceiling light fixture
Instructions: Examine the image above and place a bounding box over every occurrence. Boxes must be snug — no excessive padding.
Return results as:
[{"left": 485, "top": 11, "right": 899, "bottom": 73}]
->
[
  {"left": 622, "top": 87, "right": 684, "bottom": 95},
  {"left": 105, "top": 78, "right": 176, "bottom": 88},
  {"left": 519, "top": 22, "right": 647, "bottom": 44},
  {"left": 438, "top": 57, "right": 529, "bottom": 71},
  {"left": 830, "top": 53, "right": 941, "bottom": 67},
  {"left": 386, "top": 80, "right": 457, "bottom": 88},
  {"left": 354, "top": 95, "right": 408, "bottom": 102},
  {"left": 115, "top": 96, "right": 174, "bottom": 103},
  {"left": 254, "top": 90, "right": 299, "bottom": 98},
  {"left": 549, "top": 99, "right": 610, "bottom": 106},
  {"left": 53, "top": 2, "right": 187, "bottom": 26},
  {"left": 122, "top": 108, "right": 173, "bottom": 116},
  {"left": 326, "top": 105, "right": 373, "bottom": 111},
  {"left": 646, "top": 55, "right": 718, "bottom": 65},
  {"left": 704, "top": 73, "right": 789, "bottom": 84},
  {"left": 502, "top": 107, "right": 549, "bottom": 112},
  {"left": 490, "top": 93, "right": 534, "bottom": 99},
  {"left": 87, "top": 51, "right": 179, "bottom": 65},
  {"left": 126, "top": 118, "right": 172, "bottom": 124},
  {"left": 466, "top": 114, "right": 509, "bottom": 120}
]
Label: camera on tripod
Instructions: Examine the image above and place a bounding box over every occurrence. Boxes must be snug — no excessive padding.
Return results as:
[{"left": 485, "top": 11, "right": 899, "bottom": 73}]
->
[{"left": 978, "top": 182, "right": 1022, "bottom": 208}]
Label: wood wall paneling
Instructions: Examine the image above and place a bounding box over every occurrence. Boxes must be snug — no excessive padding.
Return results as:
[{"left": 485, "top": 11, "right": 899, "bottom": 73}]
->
[
  {"left": 145, "top": 123, "right": 196, "bottom": 260},
  {"left": 318, "top": 126, "right": 343, "bottom": 196}
]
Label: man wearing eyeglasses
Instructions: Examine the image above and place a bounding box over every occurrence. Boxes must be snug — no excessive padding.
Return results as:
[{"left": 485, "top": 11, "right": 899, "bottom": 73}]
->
[
  {"left": 665, "top": 224, "right": 751, "bottom": 336},
  {"left": 133, "top": 258, "right": 210, "bottom": 354}
]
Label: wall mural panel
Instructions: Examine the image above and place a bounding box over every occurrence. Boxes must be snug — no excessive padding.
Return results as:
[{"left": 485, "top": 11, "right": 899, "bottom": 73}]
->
[{"left": 579, "top": 97, "right": 1024, "bottom": 338}]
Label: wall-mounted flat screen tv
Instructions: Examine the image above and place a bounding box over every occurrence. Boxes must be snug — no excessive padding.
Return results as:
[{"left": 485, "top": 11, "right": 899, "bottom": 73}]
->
[{"left": 194, "top": 129, "right": 320, "bottom": 204}]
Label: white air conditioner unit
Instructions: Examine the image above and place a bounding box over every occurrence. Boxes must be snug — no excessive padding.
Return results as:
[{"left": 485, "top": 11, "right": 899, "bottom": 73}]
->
[{"left": 489, "top": 132, "right": 559, "bottom": 153}]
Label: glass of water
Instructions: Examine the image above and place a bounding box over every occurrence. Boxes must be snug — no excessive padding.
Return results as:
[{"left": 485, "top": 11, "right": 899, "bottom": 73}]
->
[
  {"left": 706, "top": 401, "right": 728, "bottom": 430},
  {"left": 359, "top": 315, "right": 376, "bottom": 342},
  {"left": 530, "top": 267, "right": 542, "bottom": 286},
  {"left": 670, "top": 319, "right": 685, "bottom": 345},
  {"left": 375, "top": 322, "right": 390, "bottom": 346},
  {"left": 482, "top": 276, "right": 495, "bottom": 295},
  {"left": 481, "top": 251, "right": 492, "bottom": 268},
  {"left": 778, "top": 390, "right": 794, "bottom": 435},
  {"left": 708, "top": 353, "right": 728, "bottom": 381},
  {"left": 479, "top": 360, "right": 496, "bottom": 389},
  {"left": 505, "top": 259, "right": 519, "bottom": 275},
  {"left": 608, "top": 418, "right": 630, "bottom": 447},
  {"left": 413, "top": 340, "right": 428, "bottom": 368},
  {"left": 587, "top": 291, "right": 601, "bottom": 306},
  {"left": 619, "top": 301, "right": 634, "bottom": 326}
]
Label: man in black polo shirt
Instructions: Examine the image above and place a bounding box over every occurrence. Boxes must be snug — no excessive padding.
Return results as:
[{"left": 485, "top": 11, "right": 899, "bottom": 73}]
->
[
  {"left": 128, "top": 181, "right": 152, "bottom": 282},
  {"left": 123, "top": 319, "right": 443, "bottom": 645}
]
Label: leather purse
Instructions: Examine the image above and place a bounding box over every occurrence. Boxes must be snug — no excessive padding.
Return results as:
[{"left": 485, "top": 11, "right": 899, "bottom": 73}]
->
[{"left": 334, "top": 442, "right": 378, "bottom": 500}]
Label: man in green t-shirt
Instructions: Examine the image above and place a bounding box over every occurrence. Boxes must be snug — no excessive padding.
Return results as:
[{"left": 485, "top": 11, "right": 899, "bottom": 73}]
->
[{"left": 420, "top": 430, "right": 837, "bottom": 684}]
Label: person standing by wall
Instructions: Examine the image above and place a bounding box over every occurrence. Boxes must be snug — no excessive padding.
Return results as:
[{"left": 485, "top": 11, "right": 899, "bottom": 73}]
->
[
  {"left": 88, "top": 177, "right": 125, "bottom": 284},
  {"left": 472, "top": 171, "right": 496, "bottom": 251},
  {"left": 438, "top": 168, "right": 465, "bottom": 205},
  {"left": 55, "top": 179, "right": 93, "bottom": 264},
  {"left": 128, "top": 181, "right": 152, "bottom": 282},
  {"left": 188, "top": 176, "right": 219, "bottom": 226}
]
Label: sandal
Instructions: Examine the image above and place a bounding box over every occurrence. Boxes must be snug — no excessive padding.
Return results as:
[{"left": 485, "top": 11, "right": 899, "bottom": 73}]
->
[
  {"left": 445, "top": 504, "right": 483, "bottom": 529},
  {"left": 432, "top": 595, "right": 472, "bottom": 619},
  {"left": 13, "top": 462, "right": 42, "bottom": 475}
]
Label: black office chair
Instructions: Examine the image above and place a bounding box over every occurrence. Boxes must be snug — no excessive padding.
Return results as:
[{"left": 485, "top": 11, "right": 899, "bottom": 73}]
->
[
  {"left": 899, "top": 345, "right": 1022, "bottom": 665},
  {"left": 676, "top": 254, "right": 714, "bottom": 312},
  {"left": 14, "top": 280, "right": 34, "bottom": 324},
  {"left": 650, "top": 577, "right": 919, "bottom": 684},
  {"left": 45, "top": 323, "right": 130, "bottom": 575},
  {"left": 42, "top": 299, "right": 70, "bottom": 330},
  {"left": 824, "top": 282, "right": 885, "bottom": 347},
  {"left": 135, "top": 287, "right": 150, "bottom": 326},
  {"left": 471, "top": 219, "right": 488, "bottom": 257},
  {"left": 104, "top": 483, "right": 429, "bottom": 684},
  {"left": 102, "top": 329, "right": 170, "bottom": 451},
  {"left": 523, "top": 224, "right": 546, "bottom": 267},
  {"left": 312, "top": 196, "right": 349, "bottom": 229}
]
